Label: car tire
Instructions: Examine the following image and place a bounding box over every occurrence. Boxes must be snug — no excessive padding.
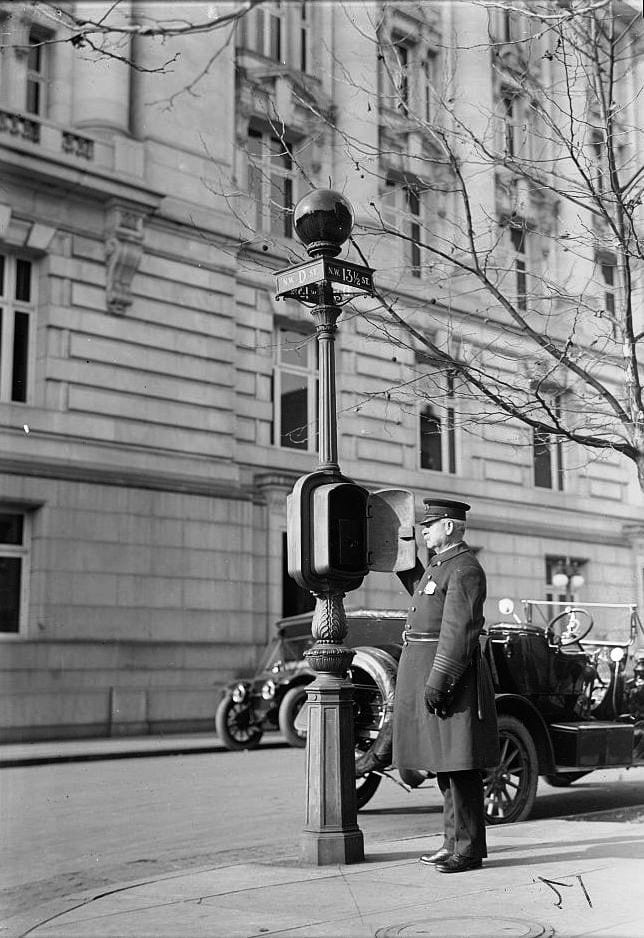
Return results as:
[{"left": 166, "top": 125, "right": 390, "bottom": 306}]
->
[
  {"left": 215, "top": 694, "right": 263, "bottom": 751},
  {"left": 278, "top": 686, "right": 309, "bottom": 748},
  {"left": 543, "top": 771, "right": 590, "bottom": 787},
  {"left": 484, "top": 714, "right": 539, "bottom": 824}
]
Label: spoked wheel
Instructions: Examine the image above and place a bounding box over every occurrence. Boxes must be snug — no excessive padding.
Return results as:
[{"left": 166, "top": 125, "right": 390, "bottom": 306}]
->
[
  {"left": 215, "top": 695, "right": 263, "bottom": 750},
  {"left": 350, "top": 652, "right": 396, "bottom": 811},
  {"left": 484, "top": 715, "right": 538, "bottom": 824}
]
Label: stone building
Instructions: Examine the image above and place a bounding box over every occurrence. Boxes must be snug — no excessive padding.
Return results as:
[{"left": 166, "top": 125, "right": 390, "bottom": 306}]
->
[{"left": 0, "top": 0, "right": 642, "bottom": 741}]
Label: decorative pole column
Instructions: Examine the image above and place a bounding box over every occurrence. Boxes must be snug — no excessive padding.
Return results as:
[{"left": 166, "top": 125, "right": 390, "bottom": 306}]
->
[
  {"left": 279, "top": 190, "right": 370, "bottom": 865},
  {"left": 303, "top": 290, "right": 363, "bottom": 866}
]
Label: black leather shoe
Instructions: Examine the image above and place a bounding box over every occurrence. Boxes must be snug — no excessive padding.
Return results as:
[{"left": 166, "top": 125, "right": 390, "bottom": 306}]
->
[
  {"left": 436, "top": 854, "right": 483, "bottom": 873},
  {"left": 419, "top": 848, "right": 451, "bottom": 865},
  {"left": 355, "top": 749, "right": 389, "bottom": 777}
]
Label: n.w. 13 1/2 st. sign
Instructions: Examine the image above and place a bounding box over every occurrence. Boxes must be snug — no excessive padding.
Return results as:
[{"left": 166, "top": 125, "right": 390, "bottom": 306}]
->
[{"left": 275, "top": 256, "right": 375, "bottom": 301}]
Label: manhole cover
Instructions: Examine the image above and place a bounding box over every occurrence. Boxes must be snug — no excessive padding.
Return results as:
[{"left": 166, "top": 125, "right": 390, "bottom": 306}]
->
[{"left": 375, "top": 916, "right": 555, "bottom": 937}]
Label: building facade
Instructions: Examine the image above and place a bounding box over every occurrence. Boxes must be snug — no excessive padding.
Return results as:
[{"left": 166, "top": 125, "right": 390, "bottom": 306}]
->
[{"left": 0, "top": 0, "right": 642, "bottom": 741}]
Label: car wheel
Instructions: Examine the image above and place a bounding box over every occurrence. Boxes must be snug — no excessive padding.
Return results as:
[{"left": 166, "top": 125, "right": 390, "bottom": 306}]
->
[
  {"left": 543, "top": 771, "right": 590, "bottom": 787},
  {"left": 215, "top": 694, "right": 263, "bottom": 750},
  {"left": 278, "top": 686, "right": 308, "bottom": 748},
  {"left": 484, "top": 714, "right": 538, "bottom": 824},
  {"left": 356, "top": 769, "right": 382, "bottom": 809}
]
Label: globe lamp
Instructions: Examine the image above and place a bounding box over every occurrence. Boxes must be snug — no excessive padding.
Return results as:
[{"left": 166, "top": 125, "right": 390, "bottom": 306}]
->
[{"left": 293, "top": 189, "right": 354, "bottom": 258}]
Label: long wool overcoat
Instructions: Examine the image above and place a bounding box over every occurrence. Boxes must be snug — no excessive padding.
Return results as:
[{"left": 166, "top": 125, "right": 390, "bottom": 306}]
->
[{"left": 392, "top": 542, "right": 500, "bottom": 773}]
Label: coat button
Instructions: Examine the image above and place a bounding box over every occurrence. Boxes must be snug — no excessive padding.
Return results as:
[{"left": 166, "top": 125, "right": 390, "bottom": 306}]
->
[{"left": 410, "top": 605, "right": 416, "bottom": 612}]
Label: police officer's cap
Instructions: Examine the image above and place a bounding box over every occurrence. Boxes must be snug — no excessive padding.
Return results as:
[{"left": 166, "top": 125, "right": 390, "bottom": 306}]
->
[{"left": 421, "top": 497, "right": 471, "bottom": 525}]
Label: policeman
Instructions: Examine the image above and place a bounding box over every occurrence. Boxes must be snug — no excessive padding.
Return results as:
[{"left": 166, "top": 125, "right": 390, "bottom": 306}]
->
[{"left": 392, "top": 497, "right": 499, "bottom": 873}]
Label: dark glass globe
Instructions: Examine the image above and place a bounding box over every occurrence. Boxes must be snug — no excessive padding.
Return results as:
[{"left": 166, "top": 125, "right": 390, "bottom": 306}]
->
[{"left": 293, "top": 189, "right": 354, "bottom": 257}]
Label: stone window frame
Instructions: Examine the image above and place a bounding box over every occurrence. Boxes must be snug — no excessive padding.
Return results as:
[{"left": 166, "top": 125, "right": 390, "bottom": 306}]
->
[
  {"left": 0, "top": 252, "right": 36, "bottom": 404},
  {"left": 237, "top": 0, "right": 312, "bottom": 75},
  {"left": 418, "top": 369, "right": 458, "bottom": 475},
  {"left": 533, "top": 394, "right": 565, "bottom": 491},
  {"left": 0, "top": 509, "right": 31, "bottom": 637},
  {"left": 381, "top": 172, "right": 429, "bottom": 279},
  {"left": 378, "top": 7, "right": 442, "bottom": 121},
  {"left": 26, "top": 25, "right": 51, "bottom": 117},
  {"left": 247, "top": 123, "right": 296, "bottom": 240},
  {"left": 272, "top": 323, "right": 318, "bottom": 453}
]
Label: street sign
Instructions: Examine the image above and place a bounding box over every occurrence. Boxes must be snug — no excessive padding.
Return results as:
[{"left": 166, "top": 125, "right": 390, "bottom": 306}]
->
[
  {"left": 275, "top": 257, "right": 375, "bottom": 300},
  {"left": 324, "top": 258, "right": 374, "bottom": 293},
  {"left": 275, "top": 259, "right": 325, "bottom": 297}
]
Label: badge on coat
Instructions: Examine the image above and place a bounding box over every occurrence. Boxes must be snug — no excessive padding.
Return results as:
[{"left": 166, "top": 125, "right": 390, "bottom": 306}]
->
[{"left": 423, "top": 581, "right": 437, "bottom": 595}]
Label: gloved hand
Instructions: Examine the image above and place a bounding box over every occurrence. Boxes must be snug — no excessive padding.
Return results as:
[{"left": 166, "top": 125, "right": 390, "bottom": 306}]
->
[{"left": 424, "top": 684, "right": 449, "bottom": 717}]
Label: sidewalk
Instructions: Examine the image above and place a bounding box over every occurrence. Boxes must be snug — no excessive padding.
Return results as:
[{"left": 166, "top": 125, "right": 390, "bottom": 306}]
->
[
  {"left": 3, "top": 736, "right": 643, "bottom": 937},
  {"left": 5, "top": 809, "right": 644, "bottom": 937},
  {"left": 5, "top": 812, "right": 644, "bottom": 937},
  {"left": 0, "top": 731, "right": 287, "bottom": 766}
]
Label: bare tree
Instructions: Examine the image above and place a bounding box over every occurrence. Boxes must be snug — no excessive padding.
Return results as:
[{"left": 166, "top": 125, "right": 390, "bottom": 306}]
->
[
  {"left": 239, "top": 0, "right": 644, "bottom": 489},
  {"left": 351, "top": 0, "right": 644, "bottom": 488},
  {"left": 5, "top": 1, "right": 267, "bottom": 77},
  {"left": 9, "top": 2, "right": 643, "bottom": 486}
]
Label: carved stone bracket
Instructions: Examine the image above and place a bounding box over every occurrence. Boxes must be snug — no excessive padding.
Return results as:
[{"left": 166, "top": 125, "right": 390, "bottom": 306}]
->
[{"left": 104, "top": 203, "right": 145, "bottom": 315}]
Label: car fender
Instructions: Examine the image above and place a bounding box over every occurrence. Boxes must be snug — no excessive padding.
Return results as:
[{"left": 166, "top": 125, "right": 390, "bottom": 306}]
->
[
  {"left": 495, "top": 693, "right": 556, "bottom": 774},
  {"left": 352, "top": 646, "right": 399, "bottom": 712}
]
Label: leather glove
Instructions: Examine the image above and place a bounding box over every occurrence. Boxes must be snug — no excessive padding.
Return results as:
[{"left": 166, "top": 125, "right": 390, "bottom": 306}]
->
[{"left": 424, "top": 684, "right": 449, "bottom": 717}]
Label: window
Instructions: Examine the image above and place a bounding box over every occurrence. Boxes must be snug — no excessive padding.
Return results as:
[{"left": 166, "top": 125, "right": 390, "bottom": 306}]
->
[
  {"left": 238, "top": 1, "right": 310, "bottom": 73},
  {"left": 298, "top": 2, "right": 310, "bottom": 73},
  {"left": 383, "top": 177, "right": 425, "bottom": 278},
  {"left": 0, "top": 255, "right": 35, "bottom": 403},
  {"left": 509, "top": 225, "right": 528, "bottom": 311},
  {"left": 0, "top": 512, "right": 29, "bottom": 634},
  {"left": 545, "top": 556, "right": 587, "bottom": 604},
  {"left": 26, "top": 29, "right": 48, "bottom": 116},
  {"left": 396, "top": 42, "right": 409, "bottom": 113},
  {"left": 533, "top": 400, "right": 564, "bottom": 490},
  {"left": 380, "top": 30, "right": 436, "bottom": 119},
  {"left": 599, "top": 257, "right": 618, "bottom": 338},
  {"left": 422, "top": 52, "right": 437, "bottom": 123},
  {"left": 420, "top": 375, "right": 456, "bottom": 473},
  {"left": 273, "top": 327, "right": 317, "bottom": 451},
  {"left": 499, "top": 88, "right": 529, "bottom": 160},
  {"left": 247, "top": 127, "right": 294, "bottom": 239},
  {"left": 501, "top": 90, "right": 519, "bottom": 158},
  {"left": 380, "top": 34, "right": 412, "bottom": 113}
]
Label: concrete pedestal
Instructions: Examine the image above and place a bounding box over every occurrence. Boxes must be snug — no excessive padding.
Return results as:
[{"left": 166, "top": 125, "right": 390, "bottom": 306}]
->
[{"left": 300, "top": 674, "right": 364, "bottom": 865}]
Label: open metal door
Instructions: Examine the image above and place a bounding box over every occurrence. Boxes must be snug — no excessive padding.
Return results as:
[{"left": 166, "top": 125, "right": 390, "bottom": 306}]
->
[{"left": 366, "top": 488, "right": 417, "bottom": 572}]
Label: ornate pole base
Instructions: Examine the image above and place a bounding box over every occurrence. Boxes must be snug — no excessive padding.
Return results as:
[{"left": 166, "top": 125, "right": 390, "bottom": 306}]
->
[{"left": 300, "top": 593, "right": 364, "bottom": 865}]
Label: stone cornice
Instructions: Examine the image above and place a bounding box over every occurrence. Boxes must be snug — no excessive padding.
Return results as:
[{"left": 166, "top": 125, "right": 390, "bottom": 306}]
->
[
  {"left": 468, "top": 515, "right": 629, "bottom": 548},
  {"left": 0, "top": 144, "right": 163, "bottom": 211},
  {"left": 0, "top": 454, "right": 249, "bottom": 501}
]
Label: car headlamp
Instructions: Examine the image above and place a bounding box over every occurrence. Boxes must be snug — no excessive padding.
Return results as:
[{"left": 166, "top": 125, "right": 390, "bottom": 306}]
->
[
  {"left": 261, "top": 679, "right": 276, "bottom": 700},
  {"left": 231, "top": 683, "right": 247, "bottom": 703}
]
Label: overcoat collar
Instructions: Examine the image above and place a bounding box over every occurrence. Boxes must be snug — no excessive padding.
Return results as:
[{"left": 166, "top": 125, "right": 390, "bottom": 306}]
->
[{"left": 428, "top": 541, "right": 471, "bottom": 567}]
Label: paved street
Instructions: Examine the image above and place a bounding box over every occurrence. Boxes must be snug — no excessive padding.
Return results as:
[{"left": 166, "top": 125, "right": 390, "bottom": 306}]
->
[{"left": 2, "top": 736, "right": 644, "bottom": 931}]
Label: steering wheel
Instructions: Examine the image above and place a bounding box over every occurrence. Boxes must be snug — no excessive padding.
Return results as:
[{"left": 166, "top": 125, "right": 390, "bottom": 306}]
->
[{"left": 547, "top": 608, "right": 594, "bottom": 646}]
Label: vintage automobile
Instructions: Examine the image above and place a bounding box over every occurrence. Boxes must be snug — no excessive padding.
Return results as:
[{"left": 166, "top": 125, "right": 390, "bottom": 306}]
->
[
  {"left": 351, "top": 599, "right": 644, "bottom": 822},
  {"left": 217, "top": 601, "right": 644, "bottom": 823},
  {"left": 215, "top": 610, "right": 406, "bottom": 759},
  {"left": 215, "top": 618, "right": 315, "bottom": 750}
]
